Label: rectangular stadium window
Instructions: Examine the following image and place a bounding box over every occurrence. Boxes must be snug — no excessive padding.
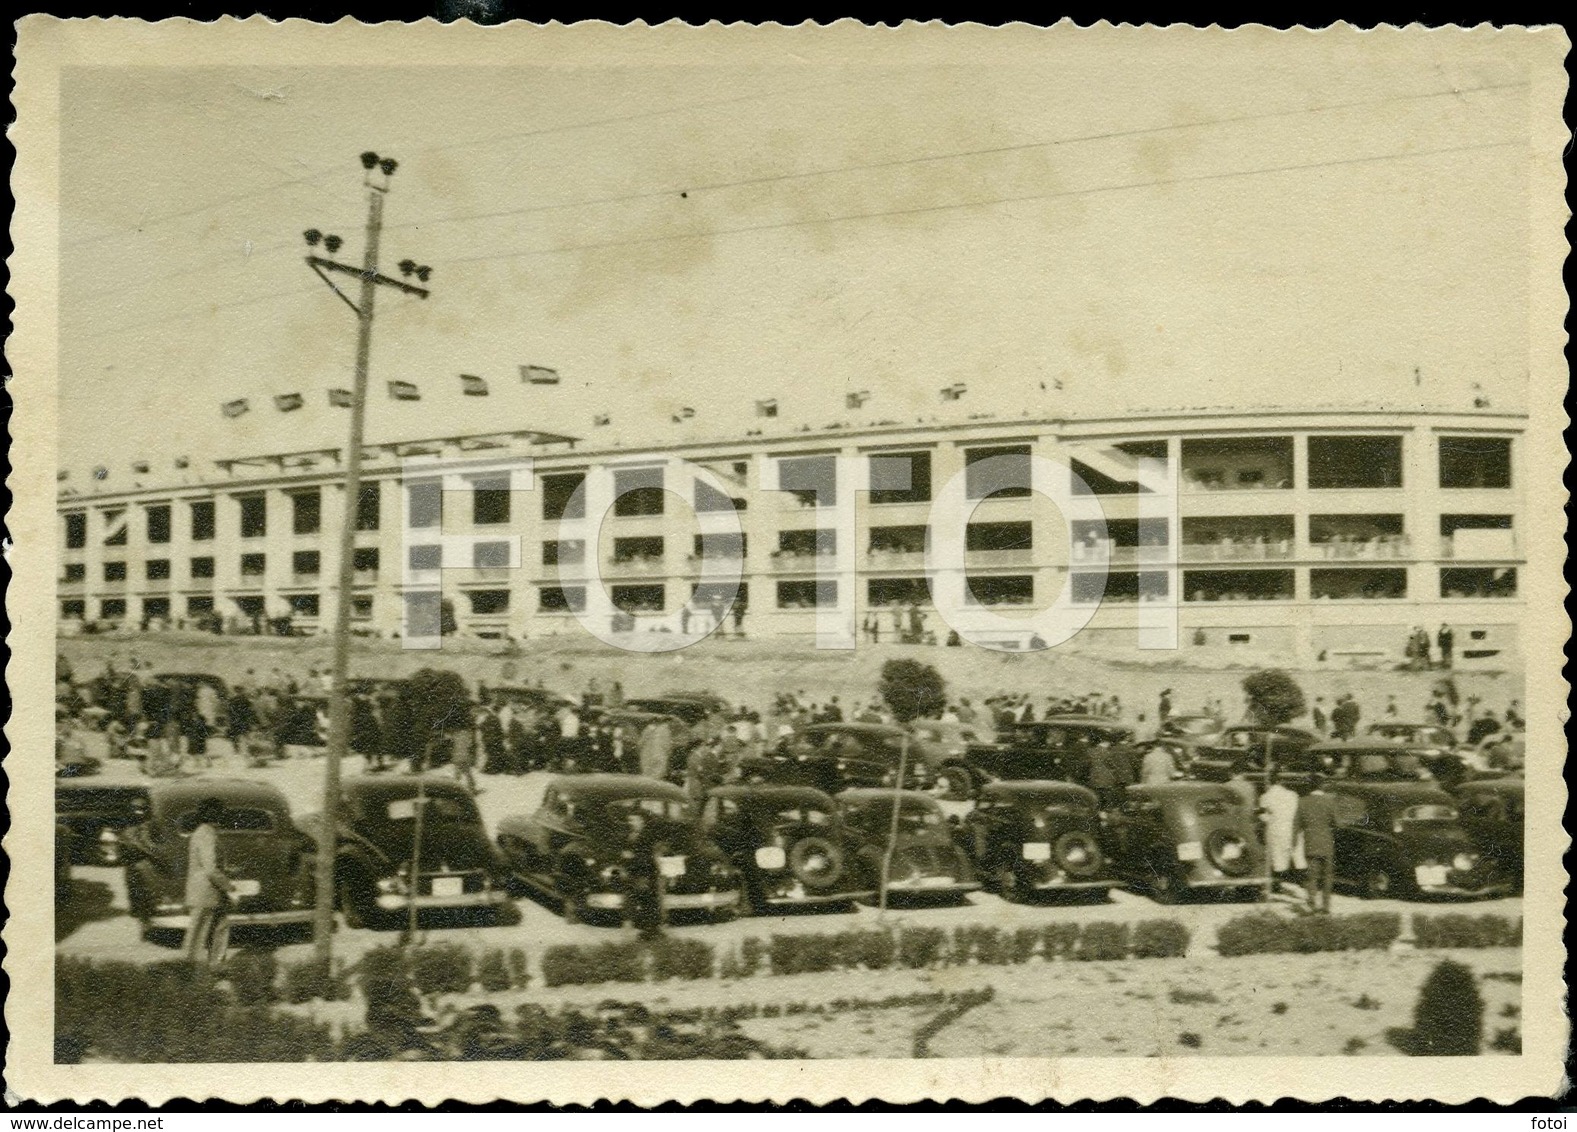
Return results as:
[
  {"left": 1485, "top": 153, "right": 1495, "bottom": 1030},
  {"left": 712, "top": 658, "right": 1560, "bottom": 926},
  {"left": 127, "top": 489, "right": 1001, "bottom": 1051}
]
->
[
  {"left": 966, "top": 521, "right": 1033, "bottom": 552},
  {"left": 611, "top": 583, "right": 665, "bottom": 612},
  {"left": 100, "top": 599, "right": 127, "bottom": 620},
  {"left": 539, "top": 585, "right": 586, "bottom": 612},
  {"left": 776, "top": 455, "right": 838, "bottom": 508},
  {"left": 473, "top": 540, "right": 511, "bottom": 569},
  {"left": 408, "top": 544, "right": 442, "bottom": 571},
  {"left": 64, "top": 512, "right": 87, "bottom": 549},
  {"left": 867, "top": 577, "right": 931, "bottom": 607},
  {"left": 779, "top": 528, "right": 835, "bottom": 556},
  {"left": 146, "top": 504, "right": 172, "bottom": 544},
  {"left": 407, "top": 482, "right": 442, "bottom": 529},
  {"left": 240, "top": 553, "right": 266, "bottom": 577},
  {"left": 351, "top": 596, "right": 374, "bottom": 619},
  {"left": 186, "top": 596, "right": 214, "bottom": 616},
  {"left": 145, "top": 558, "right": 171, "bottom": 581},
  {"left": 467, "top": 589, "right": 511, "bottom": 615},
  {"left": 777, "top": 579, "right": 836, "bottom": 609},
  {"left": 1178, "top": 437, "right": 1291, "bottom": 493},
  {"left": 694, "top": 532, "right": 746, "bottom": 559},
  {"left": 142, "top": 598, "right": 171, "bottom": 621},
  {"left": 613, "top": 467, "right": 665, "bottom": 517},
  {"left": 613, "top": 535, "right": 664, "bottom": 564},
  {"left": 1439, "top": 437, "right": 1511, "bottom": 489},
  {"left": 868, "top": 451, "right": 931, "bottom": 505},
  {"left": 356, "top": 482, "right": 382, "bottom": 531},
  {"left": 103, "top": 561, "right": 127, "bottom": 582},
  {"left": 1310, "top": 568, "right": 1408, "bottom": 600},
  {"left": 288, "top": 594, "right": 320, "bottom": 617},
  {"left": 352, "top": 547, "right": 380, "bottom": 574},
  {"left": 964, "top": 445, "right": 1032, "bottom": 500},
  {"left": 292, "top": 489, "right": 322, "bottom": 534},
  {"left": 292, "top": 550, "right": 321, "bottom": 577},
  {"left": 238, "top": 494, "right": 267, "bottom": 538},
  {"left": 62, "top": 563, "right": 86, "bottom": 582},
  {"left": 1440, "top": 567, "right": 1517, "bottom": 598},
  {"left": 102, "top": 509, "right": 128, "bottom": 546},
  {"left": 1182, "top": 569, "right": 1295, "bottom": 603},
  {"left": 190, "top": 500, "right": 216, "bottom": 542},
  {"left": 61, "top": 599, "right": 87, "bottom": 619},
  {"left": 190, "top": 556, "right": 215, "bottom": 579},
  {"left": 1307, "top": 436, "right": 1403, "bottom": 489},
  {"left": 542, "top": 473, "right": 586, "bottom": 521},
  {"left": 472, "top": 476, "right": 511, "bottom": 525},
  {"left": 543, "top": 539, "right": 584, "bottom": 566},
  {"left": 1072, "top": 440, "right": 1169, "bottom": 496}
]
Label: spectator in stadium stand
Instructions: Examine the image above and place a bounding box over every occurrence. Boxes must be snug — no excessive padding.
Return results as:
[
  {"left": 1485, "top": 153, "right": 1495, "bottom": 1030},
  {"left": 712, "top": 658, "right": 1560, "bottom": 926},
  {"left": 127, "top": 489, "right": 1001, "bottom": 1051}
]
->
[
  {"left": 732, "top": 600, "right": 747, "bottom": 637},
  {"left": 1466, "top": 709, "right": 1503, "bottom": 748},
  {"left": 1437, "top": 624, "right": 1455, "bottom": 670},
  {"left": 1294, "top": 777, "right": 1338, "bottom": 915}
]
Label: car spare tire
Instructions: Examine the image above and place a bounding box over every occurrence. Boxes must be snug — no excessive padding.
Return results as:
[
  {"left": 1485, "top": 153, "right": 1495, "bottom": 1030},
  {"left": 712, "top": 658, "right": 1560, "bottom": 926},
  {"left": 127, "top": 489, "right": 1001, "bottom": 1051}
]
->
[
  {"left": 788, "top": 835, "right": 845, "bottom": 890},
  {"left": 1054, "top": 830, "right": 1104, "bottom": 877},
  {"left": 1204, "top": 828, "right": 1254, "bottom": 876}
]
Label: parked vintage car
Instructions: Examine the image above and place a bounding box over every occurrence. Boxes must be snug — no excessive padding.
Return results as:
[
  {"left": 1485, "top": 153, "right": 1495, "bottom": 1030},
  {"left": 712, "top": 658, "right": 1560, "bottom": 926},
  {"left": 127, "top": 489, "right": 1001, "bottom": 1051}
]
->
[
  {"left": 961, "top": 715, "right": 1144, "bottom": 792},
  {"left": 588, "top": 708, "right": 690, "bottom": 776},
  {"left": 1316, "top": 740, "right": 1437, "bottom": 783},
  {"left": 960, "top": 781, "right": 1121, "bottom": 902},
  {"left": 835, "top": 789, "right": 979, "bottom": 903},
  {"left": 303, "top": 775, "right": 512, "bottom": 929},
  {"left": 119, "top": 778, "right": 317, "bottom": 936},
  {"left": 1452, "top": 777, "right": 1524, "bottom": 889},
  {"left": 1152, "top": 714, "right": 1227, "bottom": 761},
  {"left": 56, "top": 778, "right": 152, "bottom": 865},
  {"left": 1362, "top": 724, "right": 1471, "bottom": 785},
  {"left": 742, "top": 723, "right": 940, "bottom": 795},
  {"left": 1326, "top": 780, "right": 1511, "bottom": 899},
  {"left": 1102, "top": 782, "right": 1266, "bottom": 902},
  {"left": 702, "top": 784, "right": 879, "bottom": 911},
  {"left": 907, "top": 719, "right": 994, "bottom": 798},
  {"left": 496, "top": 775, "right": 742, "bottom": 924},
  {"left": 1185, "top": 726, "right": 1322, "bottom": 781}
]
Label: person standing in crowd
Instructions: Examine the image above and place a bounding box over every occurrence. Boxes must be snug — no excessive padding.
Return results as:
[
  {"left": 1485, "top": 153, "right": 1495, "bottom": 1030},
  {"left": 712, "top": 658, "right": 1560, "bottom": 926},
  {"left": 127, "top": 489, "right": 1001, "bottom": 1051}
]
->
[
  {"left": 1295, "top": 776, "right": 1338, "bottom": 915},
  {"left": 350, "top": 691, "right": 383, "bottom": 771},
  {"left": 685, "top": 738, "right": 729, "bottom": 814},
  {"left": 1310, "top": 696, "right": 1329, "bottom": 736},
  {"left": 1141, "top": 742, "right": 1177, "bottom": 785},
  {"left": 621, "top": 811, "right": 666, "bottom": 942},
  {"left": 1384, "top": 694, "right": 1399, "bottom": 718},
  {"left": 1258, "top": 771, "right": 1305, "bottom": 898},
  {"left": 184, "top": 797, "right": 233, "bottom": 968},
  {"left": 1437, "top": 623, "right": 1455, "bottom": 670},
  {"left": 1157, "top": 688, "right": 1173, "bottom": 725},
  {"left": 1331, "top": 694, "right": 1360, "bottom": 741},
  {"left": 479, "top": 702, "right": 509, "bottom": 776},
  {"left": 731, "top": 599, "right": 747, "bottom": 638},
  {"left": 638, "top": 717, "right": 673, "bottom": 781},
  {"left": 450, "top": 713, "right": 480, "bottom": 795}
]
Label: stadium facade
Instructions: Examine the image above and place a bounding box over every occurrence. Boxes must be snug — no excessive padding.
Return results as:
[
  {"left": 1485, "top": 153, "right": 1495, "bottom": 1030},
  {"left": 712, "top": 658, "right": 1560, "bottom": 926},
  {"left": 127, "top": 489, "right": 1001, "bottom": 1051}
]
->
[{"left": 57, "top": 407, "right": 1525, "bottom": 668}]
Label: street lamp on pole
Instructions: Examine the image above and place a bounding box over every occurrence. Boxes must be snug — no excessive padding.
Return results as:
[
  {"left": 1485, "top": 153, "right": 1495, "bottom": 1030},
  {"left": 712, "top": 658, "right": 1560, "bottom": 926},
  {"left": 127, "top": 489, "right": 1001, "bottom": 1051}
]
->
[{"left": 305, "top": 153, "right": 432, "bottom": 964}]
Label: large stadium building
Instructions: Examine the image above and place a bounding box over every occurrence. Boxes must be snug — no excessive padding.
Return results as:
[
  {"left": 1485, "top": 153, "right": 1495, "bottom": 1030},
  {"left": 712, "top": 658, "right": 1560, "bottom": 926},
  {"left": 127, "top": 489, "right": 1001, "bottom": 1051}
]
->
[{"left": 56, "top": 406, "right": 1525, "bottom": 668}]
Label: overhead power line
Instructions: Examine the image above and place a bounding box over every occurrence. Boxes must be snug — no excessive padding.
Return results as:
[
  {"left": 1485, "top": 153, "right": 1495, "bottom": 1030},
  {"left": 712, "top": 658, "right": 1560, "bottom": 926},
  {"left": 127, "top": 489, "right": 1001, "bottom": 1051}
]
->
[{"left": 445, "top": 137, "right": 1521, "bottom": 268}]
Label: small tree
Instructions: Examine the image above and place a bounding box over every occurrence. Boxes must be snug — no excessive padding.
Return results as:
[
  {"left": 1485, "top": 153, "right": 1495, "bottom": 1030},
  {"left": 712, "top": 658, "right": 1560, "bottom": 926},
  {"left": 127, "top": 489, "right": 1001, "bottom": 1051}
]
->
[
  {"left": 1241, "top": 669, "right": 1306, "bottom": 728},
  {"left": 395, "top": 667, "right": 472, "bottom": 767},
  {"left": 879, "top": 659, "right": 947, "bottom": 723},
  {"left": 1408, "top": 959, "right": 1484, "bottom": 1055}
]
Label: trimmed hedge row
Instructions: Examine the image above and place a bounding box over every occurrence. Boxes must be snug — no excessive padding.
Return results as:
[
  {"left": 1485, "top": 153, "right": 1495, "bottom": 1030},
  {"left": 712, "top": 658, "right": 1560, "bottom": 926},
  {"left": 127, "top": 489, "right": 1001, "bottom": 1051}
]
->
[
  {"left": 1215, "top": 912, "right": 1402, "bottom": 957},
  {"left": 540, "top": 937, "right": 715, "bottom": 988},
  {"left": 1411, "top": 914, "right": 1522, "bottom": 950}
]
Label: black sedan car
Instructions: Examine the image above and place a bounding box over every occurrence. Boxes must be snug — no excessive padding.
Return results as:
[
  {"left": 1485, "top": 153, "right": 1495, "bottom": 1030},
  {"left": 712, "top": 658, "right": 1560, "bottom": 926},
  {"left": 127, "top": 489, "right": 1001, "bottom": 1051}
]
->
[
  {"left": 1102, "top": 782, "right": 1266, "bottom": 903},
  {"left": 1185, "top": 726, "right": 1322, "bottom": 781},
  {"left": 56, "top": 779, "right": 151, "bottom": 865},
  {"left": 304, "top": 775, "right": 512, "bottom": 929},
  {"left": 119, "top": 778, "right": 317, "bottom": 937},
  {"left": 1317, "top": 741, "right": 1437, "bottom": 782},
  {"left": 962, "top": 716, "right": 1143, "bottom": 789},
  {"left": 496, "top": 775, "right": 742, "bottom": 924},
  {"left": 959, "top": 781, "right": 1121, "bottom": 902},
  {"left": 702, "top": 784, "right": 878, "bottom": 911},
  {"left": 1327, "top": 781, "right": 1512, "bottom": 899},
  {"left": 835, "top": 789, "right": 979, "bottom": 903},
  {"left": 1453, "top": 777, "right": 1524, "bottom": 890},
  {"left": 742, "top": 723, "right": 938, "bottom": 795}
]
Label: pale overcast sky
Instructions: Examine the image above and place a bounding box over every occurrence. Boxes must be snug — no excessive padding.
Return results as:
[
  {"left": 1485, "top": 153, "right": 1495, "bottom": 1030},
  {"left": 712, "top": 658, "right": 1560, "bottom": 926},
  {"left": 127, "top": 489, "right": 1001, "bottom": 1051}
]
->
[{"left": 60, "top": 35, "right": 1530, "bottom": 477}]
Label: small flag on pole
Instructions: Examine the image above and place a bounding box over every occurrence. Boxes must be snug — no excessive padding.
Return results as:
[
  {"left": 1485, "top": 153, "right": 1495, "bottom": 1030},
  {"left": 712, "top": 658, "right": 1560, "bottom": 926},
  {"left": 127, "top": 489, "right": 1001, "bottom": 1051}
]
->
[
  {"left": 521, "top": 365, "right": 560, "bottom": 385},
  {"left": 174, "top": 456, "right": 190, "bottom": 469},
  {"left": 846, "top": 390, "right": 870, "bottom": 409},
  {"left": 389, "top": 381, "right": 421, "bottom": 402},
  {"left": 755, "top": 399, "right": 778, "bottom": 418},
  {"left": 680, "top": 406, "right": 695, "bottom": 419},
  {"left": 940, "top": 383, "right": 967, "bottom": 402},
  {"left": 460, "top": 374, "right": 489, "bottom": 396},
  {"left": 593, "top": 413, "right": 611, "bottom": 426},
  {"left": 132, "top": 460, "right": 150, "bottom": 474},
  {"left": 274, "top": 393, "right": 305, "bottom": 412},
  {"left": 221, "top": 398, "right": 250, "bottom": 419},
  {"left": 328, "top": 388, "right": 354, "bottom": 408},
  {"left": 57, "top": 469, "right": 69, "bottom": 482}
]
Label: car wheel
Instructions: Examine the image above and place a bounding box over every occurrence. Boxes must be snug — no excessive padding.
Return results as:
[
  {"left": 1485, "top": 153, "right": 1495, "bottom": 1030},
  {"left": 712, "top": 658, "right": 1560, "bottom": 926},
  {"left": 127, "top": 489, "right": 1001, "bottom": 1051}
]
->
[
  {"left": 936, "top": 765, "right": 974, "bottom": 802},
  {"left": 1362, "top": 868, "right": 1394, "bottom": 899},
  {"left": 337, "top": 866, "right": 377, "bottom": 930}
]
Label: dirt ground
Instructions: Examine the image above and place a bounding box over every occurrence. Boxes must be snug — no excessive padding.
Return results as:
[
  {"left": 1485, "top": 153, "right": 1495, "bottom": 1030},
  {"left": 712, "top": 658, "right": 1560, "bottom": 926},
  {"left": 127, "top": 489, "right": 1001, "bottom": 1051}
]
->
[{"left": 59, "top": 631, "right": 1523, "bottom": 728}]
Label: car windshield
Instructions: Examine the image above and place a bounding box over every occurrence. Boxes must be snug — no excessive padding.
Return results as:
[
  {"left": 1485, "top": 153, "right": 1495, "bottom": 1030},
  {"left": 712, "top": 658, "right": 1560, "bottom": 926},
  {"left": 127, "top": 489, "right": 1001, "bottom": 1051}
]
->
[
  {"left": 605, "top": 797, "right": 687, "bottom": 823},
  {"left": 847, "top": 798, "right": 943, "bottom": 830},
  {"left": 378, "top": 792, "right": 479, "bottom": 825},
  {"left": 174, "top": 805, "right": 277, "bottom": 834},
  {"left": 1399, "top": 803, "right": 1458, "bottom": 823},
  {"left": 772, "top": 806, "right": 831, "bottom": 826}
]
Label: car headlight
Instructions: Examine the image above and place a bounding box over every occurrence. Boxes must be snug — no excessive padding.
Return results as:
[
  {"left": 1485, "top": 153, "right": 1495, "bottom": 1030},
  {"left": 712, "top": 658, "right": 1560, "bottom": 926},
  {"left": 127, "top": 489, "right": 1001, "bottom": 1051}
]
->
[
  {"left": 1452, "top": 852, "right": 1477, "bottom": 872},
  {"left": 376, "top": 876, "right": 408, "bottom": 894}
]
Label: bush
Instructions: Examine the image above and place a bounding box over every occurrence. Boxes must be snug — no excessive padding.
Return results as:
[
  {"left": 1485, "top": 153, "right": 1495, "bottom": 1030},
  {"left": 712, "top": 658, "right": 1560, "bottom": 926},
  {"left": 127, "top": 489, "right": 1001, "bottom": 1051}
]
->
[
  {"left": 226, "top": 949, "right": 277, "bottom": 1006},
  {"left": 950, "top": 926, "right": 1009, "bottom": 965},
  {"left": 832, "top": 930, "right": 896, "bottom": 971},
  {"left": 1412, "top": 914, "right": 1522, "bottom": 950},
  {"left": 1041, "top": 922, "right": 1081, "bottom": 961},
  {"left": 1075, "top": 921, "right": 1130, "bottom": 962},
  {"left": 1242, "top": 669, "right": 1306, "bottom": 728},
  {"left": 280, "top": 957, "right": 348, "bottom": 1004},
  {"left": 1216, "top": 912, "right": 1400, "bottom": 957},
  {"left": 879, "top": 659, "right": 947, "bottom": 723},
  {"left": 739, "top": 937, "right": 766, "bottom": 977},
  {"left": 540, "top": 941, "right": 646, "bottom": 988},
  {"left": 410, "top": 943, "right": 474, "bottom": 996},
  {"left": 1132, "top": 919, "right": 1190, "bottom": 960},
  {"left": 769, "top": 933, "right": 839, "bottom": 976},
  {"left": 478, "top": 949, "right": 513, "bottom": 993},
  {"left": 507, "top": 948, "right": 530, "bottom": 989},
  {"left": 649, "top": 937, "right": 715, "bottom": 982},
  {"left": 896, "top": 927, "right": 946, "bottom": 969},
  {"left": 1008, "top": 928, "right": 1041, "bottom": 964},
  {"left": 1405, "top": 959, "right": 1484, "bottom": 1055}
]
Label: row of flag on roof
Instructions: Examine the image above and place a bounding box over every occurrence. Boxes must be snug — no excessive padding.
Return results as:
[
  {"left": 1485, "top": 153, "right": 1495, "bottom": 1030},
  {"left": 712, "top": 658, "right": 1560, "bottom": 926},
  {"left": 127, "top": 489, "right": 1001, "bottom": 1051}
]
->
[{"left": 219, "top": 365, "right": 561, "bottom": 419}]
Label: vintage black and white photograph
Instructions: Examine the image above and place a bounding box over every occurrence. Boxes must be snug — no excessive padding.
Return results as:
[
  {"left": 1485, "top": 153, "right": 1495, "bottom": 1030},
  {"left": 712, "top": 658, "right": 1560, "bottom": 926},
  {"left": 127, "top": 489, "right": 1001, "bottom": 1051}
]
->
[{"left": 9, "top": 18, "right": 1569, "bottom": 1105}]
